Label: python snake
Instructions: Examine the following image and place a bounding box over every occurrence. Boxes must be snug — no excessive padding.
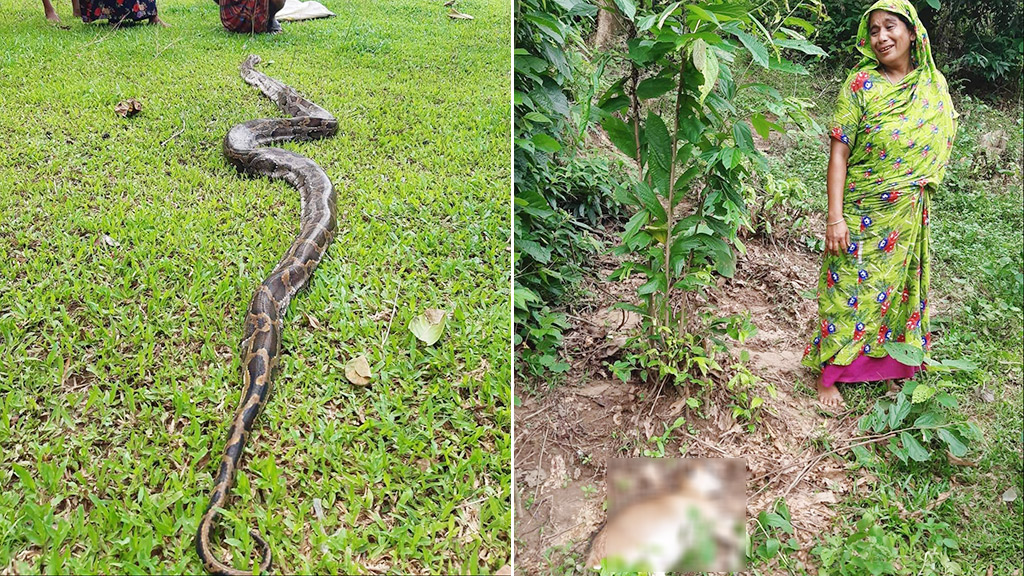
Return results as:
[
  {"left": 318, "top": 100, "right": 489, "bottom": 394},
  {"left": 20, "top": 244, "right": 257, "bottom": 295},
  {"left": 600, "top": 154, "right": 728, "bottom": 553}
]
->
[{"left": 195, "top": 55, "right": 338, "bottom": 576}]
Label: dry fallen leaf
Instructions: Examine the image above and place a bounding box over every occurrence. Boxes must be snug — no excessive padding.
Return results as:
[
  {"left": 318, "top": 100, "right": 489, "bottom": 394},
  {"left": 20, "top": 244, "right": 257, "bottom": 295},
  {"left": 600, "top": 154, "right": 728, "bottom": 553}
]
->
[
  {"left": 409, "top": 309, "right": 447, "bottom": 345},
  {"left": 448, "top": 9, "right": 473, "bottom": 19},
  {"left": 94, "top": 233, "right": 121, "bottom": 248},
  {"left": 305, "top": 312, "right": 322, "bottom": 330},
  {"left": 345, "top": 355, "right": 373, "bottom": 386},
  {"left": 1002, "top": 486, "right": 1018, "bottom": 503},
  {"left": 114, "top": 98, "right": 142, "bottom": 118}
]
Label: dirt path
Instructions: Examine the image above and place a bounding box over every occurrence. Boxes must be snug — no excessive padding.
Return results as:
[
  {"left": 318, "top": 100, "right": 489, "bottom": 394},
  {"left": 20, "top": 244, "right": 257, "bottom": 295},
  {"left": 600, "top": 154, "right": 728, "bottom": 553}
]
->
[{"left": 514, "top": 237, "right": 880, "bottom": 574}]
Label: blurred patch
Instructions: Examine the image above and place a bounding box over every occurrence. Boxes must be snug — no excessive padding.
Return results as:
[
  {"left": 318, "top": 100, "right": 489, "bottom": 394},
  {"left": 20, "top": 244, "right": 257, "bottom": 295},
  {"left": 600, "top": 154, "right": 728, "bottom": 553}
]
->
[{"left": 586, "top": 457, "right": 746, "bottom": 573}]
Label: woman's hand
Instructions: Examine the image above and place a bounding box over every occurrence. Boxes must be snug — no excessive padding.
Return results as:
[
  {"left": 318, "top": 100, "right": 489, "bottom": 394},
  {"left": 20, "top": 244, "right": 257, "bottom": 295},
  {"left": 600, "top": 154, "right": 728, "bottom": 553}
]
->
[{"left": 826, "top": 219, "right": 850, "bottom": 256}]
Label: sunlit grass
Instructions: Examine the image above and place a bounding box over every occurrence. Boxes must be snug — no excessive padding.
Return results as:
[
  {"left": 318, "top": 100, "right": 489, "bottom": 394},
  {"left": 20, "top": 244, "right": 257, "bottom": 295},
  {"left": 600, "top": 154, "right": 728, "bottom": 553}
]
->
[{"left": 0, "top": 0, "right": 511, "bottom": 573}]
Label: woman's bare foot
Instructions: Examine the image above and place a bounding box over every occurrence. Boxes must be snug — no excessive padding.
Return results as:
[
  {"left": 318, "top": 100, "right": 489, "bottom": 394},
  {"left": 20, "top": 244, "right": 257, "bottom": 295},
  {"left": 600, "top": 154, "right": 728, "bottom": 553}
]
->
[
  {"left": 44, "top": 7, "right": 61, "bottom": 21},
  {"left": 817, "top": 381, "right": 846, "bottom": 408},
  {"left": 149, "top": 15, "right": 168, "bottom": 26},
  {"left": 885, "top": 379, "right": 903, "bottom": 397}
]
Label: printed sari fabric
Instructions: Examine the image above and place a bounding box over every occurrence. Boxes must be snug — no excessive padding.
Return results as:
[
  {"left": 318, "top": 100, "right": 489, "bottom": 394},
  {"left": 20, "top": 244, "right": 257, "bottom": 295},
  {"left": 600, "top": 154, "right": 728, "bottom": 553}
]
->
[
  {"left": 802, "top": 0, "right": 958, "bottom": 374},
  {"left": 219, "top": 0, "right": 271, "bottom": 33},
  {"left": 79, "top": 0, "right": 157, "bottom": 23}
]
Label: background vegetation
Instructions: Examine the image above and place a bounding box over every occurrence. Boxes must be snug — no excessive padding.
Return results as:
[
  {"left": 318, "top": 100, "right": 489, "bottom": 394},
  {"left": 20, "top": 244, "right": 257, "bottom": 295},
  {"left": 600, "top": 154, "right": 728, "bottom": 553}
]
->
[{"left": 0, "top": 0, "right": 511, "bottom": 573}]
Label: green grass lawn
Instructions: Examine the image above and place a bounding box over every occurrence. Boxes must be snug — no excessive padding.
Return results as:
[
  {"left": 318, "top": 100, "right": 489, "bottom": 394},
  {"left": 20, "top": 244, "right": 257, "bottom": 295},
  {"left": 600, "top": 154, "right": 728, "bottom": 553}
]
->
[{"left": 0, "top": 0, "right": 511, "bottom": 573}]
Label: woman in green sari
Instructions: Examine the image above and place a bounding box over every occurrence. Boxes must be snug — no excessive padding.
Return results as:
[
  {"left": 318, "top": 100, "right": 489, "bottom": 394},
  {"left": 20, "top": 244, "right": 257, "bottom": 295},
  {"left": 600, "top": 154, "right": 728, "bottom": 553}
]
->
[{"left": 802, "top": 0, "right": 958, "bottom": 407}]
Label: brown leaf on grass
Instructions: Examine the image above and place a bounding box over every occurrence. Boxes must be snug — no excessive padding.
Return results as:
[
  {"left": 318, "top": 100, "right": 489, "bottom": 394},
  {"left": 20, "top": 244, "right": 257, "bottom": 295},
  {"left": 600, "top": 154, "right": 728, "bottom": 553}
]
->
[
  {"left": 448, "top": 9, "right": 473, "bottom": 19},
  {"left": 345, "top": 355, "right": 373, "bottom": 386},
  {"left": 305, "top": 312, "right": 322, "bottom": 330},
  {"left": 114, "top": 98, "right": 142, "bottom": 118}
]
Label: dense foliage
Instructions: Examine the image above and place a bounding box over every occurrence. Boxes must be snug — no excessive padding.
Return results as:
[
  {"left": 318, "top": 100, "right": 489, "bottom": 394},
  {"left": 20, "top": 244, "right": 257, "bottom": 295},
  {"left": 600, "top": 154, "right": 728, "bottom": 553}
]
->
[{"left": 815, "top": 0, "right": 1023, "bottom": 92}]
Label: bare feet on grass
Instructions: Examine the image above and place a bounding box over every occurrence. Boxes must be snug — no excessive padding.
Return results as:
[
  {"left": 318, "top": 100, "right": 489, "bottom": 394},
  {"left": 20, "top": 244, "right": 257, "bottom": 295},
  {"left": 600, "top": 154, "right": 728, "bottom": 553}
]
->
[
  {"left": 817, "top": 380, "right": 846, "bottom": 409},
  {"left": 149, "top": 15, "right": 168, "bottom": 26}
]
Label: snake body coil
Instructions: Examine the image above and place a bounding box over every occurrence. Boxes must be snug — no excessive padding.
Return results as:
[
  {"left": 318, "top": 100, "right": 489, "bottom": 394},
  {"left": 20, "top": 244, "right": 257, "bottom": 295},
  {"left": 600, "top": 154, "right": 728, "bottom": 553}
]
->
[{"left": 195, "top": 55, "right": 338, "bottom": 576}]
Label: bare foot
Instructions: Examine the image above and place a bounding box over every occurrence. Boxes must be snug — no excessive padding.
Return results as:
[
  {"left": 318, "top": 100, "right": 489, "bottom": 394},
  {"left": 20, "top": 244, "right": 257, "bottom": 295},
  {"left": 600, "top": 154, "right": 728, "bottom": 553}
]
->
[
  {"left": 45, "top": 9, "right": 61, "bottom": 22},
  {"left": 817, "top": 381, "right": 846, "bottom": 409},
  {"left": 149, "top": 15, "right": 168, "bottom": 26},
  {"left": 884, "top": 379, "right": 903, "bottom": 398}
]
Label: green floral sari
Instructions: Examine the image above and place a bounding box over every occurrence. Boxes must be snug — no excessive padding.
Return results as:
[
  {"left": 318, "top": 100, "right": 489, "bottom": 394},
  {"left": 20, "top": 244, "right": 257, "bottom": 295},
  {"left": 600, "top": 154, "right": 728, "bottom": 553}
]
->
[{"left": 802, "top": 0, "right": 958, "bottom": 372}]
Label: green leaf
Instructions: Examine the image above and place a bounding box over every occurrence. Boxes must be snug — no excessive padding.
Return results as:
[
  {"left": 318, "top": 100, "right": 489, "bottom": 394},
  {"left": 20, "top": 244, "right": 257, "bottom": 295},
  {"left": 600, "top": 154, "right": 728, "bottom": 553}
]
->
[
  {"left": 887, "top": 438, "right": 908, "bottom": 463},
  {"left": 635, "top": 181, "right": 667, "bottom": 224},
  {"left": 611, "top": 0, "right": 636, "bottom": 21},
  {"left": 928, "top": 358, "right": 978, "bottom": 372},
  {"left": 912, "top": 411, "right": 944, "bottom": 428},
  {"left": 691, "top": 39, "right": 719, "bottom": 104},
  {"left": 636, "top": 77, "right": 676, "bottom": 100},
  {"left": 884, "top": 341, "right": 924, "bottom": 367},
  {"left": 911, "top": 383, "right": 935, "bottom": 403},
  {"left": 764, "top": 512, "right": 793, "bottom": 534},
  {"left": 530, "top": 133, "right": 561, "bottom": 153},
  {"left": 733, "top": 29, "right": 769, "bottom": 68},
  {"left": 763, "top": 538, "right": 781, "bottom": 558},
  {"left": 774, "top": 38, "right": 827, "bottom": 57},
  {"left": 925, "top": 0, "right": 940, "bottom": 8},
  {"left": 645, "top": 112, "right": 673, "bottom": 173},
  {"left": 888, "top": 393, "right": 912, "bottom": 428},
  {"left": 409, "top": 309, "right": 447, "bottom": 346},
  {"left": 937, "top": 428, "right": 968, "bottom": 457},
  {"left": 750, "top": 113, "right": 772, "bottom": 139},
  {"left": 12, "top": 463, "right": 36, "bottom": 493},
  {"left": 601, "top": 116, "right": 637, "bottom": 158},
  {"left": 678, "top": 115, "right": 704, "bottom": 143},
  {"left": 901, "top": 431, "right": 931, "bottom": 462},
  {"left": 699, "top": 235, "right": 736, "bottom": 278},
  {"left": 768, "top": 56, "right": 809, "bottom": 75},
  {"left": 732, "top": 121, "right": 755, "bottom": 153}
]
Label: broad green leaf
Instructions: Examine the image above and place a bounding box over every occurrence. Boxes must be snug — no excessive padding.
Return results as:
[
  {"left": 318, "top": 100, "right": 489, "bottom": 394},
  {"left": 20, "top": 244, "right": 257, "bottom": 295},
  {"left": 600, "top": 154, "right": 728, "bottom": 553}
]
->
[
  {"left": 517, "top": 238, "right": 551, "bottom": 263},
  {"left": 530, "top": 133, "right": 561, "bottom": 153},
  {"left": 635, "top": 181, "right": 667, "bottom": 224},
  {"left": 887, "top": 438, "right": 908, "bottom": 463},
  {"left": 637, "top": 273, "right": 666, "bottom": 296},
  {"left": 774, "top": 38, "right": 827, "bottom": 57},
  {"left": 783, "top": 16, "right": 815, "bottom": 36},
  {"left": 925, "top": 0, "right": 940, "bottom": 8},
  {"left": 912, "top": 410, "right": 944, "bottom": 428},
  {"left": 611, "top": 0, "right": 636, "bottom": 21},
  {"left": 929, "top": 358, "right": 978, "bottom": 371},
  {"left": 750, "top": 113, "right": 772, "bottom": 139},
  {"left": 911, "top": 383, "right": 935, "bottom": 403},
  {"left": 678, "top": 115, "right": 704, "bottom": 143},
  {"left": 888, "top": 393, "right": 911, "bottom": 428},
  {"left": 937, "top": 428, "right": 968, "bottom": 457},
  {"left": 901, "top": 431, "right": 931, "bottom": 462},
  {"left": 636, "top": 77, "right": 676, "bottom": 100},
  {"left": 621, "top": 210, "right": 649, "bottom": 242},
  {"left": 733, "top": 29, "right": 769, "bottom": 68},
  {"left": 700, "top": 235, "right": 736, "bottom": 278},
  {"left": 763, "top": 512, "right": 793, "bottom": 534},
  {"left": 409, "top": 309, "right": 447, "bottom": 346},
  {"left": 884, "top": 341, "right": 924, "bottom": 367},
  {"left": 685, "top": 3, "right": 718, "bottom": 24},
  {"left": 656, "top": 1, "right": 683, "bottom": 29},
  {"left": 645, "top": 112, "right": 673, "bottom": 173},
  {"left": 934, "top": 391, "right": 958, "bottom": 408},
  {"left": 601, "top": 116, "right": 637, "bottom": 158},
  {"left": 732, "top": 121, "right": 755, "bottom": 153}
]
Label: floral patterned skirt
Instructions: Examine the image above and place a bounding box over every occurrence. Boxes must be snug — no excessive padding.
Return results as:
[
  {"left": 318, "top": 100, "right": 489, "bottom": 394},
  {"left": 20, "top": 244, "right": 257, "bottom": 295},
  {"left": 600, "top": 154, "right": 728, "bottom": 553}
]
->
[
  {"left": 79, "top": 0, "right": 158, "bottom": 23},
  {"left": 802, "top": 182, "right": 932, "bottom": 376}
]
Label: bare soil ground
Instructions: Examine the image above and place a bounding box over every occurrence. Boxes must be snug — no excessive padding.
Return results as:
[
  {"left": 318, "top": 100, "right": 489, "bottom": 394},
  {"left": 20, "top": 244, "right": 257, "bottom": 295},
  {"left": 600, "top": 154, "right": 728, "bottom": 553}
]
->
[{"left": 514, "top": 236, "right": 886, "bottom": 575}]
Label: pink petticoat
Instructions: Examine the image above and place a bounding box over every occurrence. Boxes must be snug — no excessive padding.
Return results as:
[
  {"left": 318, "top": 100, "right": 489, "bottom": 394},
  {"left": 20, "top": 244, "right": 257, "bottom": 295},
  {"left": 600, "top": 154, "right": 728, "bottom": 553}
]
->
[{"left": 821, "top": 354, "right": 922, "bottom": 387}]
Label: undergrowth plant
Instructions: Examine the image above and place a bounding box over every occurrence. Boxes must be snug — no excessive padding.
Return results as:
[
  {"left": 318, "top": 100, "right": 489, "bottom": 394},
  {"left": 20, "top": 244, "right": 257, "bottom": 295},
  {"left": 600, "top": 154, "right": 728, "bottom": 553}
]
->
[{"left": 596, "top": 0, "right": 824, "bottom": 397}]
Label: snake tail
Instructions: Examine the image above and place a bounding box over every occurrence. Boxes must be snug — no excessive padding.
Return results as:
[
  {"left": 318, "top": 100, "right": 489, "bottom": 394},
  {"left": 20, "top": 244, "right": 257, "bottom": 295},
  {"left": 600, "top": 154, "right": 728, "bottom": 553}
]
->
[{"left": 195, "top": 54, "right": 338, "bottom": 576}]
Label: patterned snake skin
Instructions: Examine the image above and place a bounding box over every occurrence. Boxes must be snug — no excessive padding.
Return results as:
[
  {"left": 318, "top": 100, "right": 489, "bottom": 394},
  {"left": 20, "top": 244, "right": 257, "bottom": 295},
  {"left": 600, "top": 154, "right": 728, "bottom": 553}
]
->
[{"left": 195, "top": 55, "right": 338, "bottom": 576}]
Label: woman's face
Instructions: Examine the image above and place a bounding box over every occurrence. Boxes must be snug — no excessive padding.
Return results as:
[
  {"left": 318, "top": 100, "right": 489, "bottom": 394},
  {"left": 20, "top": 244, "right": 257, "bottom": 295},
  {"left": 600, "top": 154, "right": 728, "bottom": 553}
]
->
[{"left": 868, "top": 10, "right": 915, "bottom": 70}]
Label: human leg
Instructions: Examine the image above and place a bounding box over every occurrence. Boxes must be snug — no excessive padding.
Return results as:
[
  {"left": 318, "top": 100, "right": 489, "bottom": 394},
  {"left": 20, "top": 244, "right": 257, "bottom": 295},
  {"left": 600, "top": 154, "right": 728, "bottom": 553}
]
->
[
  {"left": 267, "top": 0, "right": 284, "bottom": 32},
  {"left": 42, "top": 0, "right": 60, "bottom": 21}
]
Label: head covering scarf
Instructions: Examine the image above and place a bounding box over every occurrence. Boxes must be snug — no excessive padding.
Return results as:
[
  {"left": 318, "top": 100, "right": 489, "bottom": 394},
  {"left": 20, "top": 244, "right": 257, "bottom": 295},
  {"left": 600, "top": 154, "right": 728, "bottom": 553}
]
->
[{"left": 802, "top": 0, "right": 958, "bottom": 377}]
